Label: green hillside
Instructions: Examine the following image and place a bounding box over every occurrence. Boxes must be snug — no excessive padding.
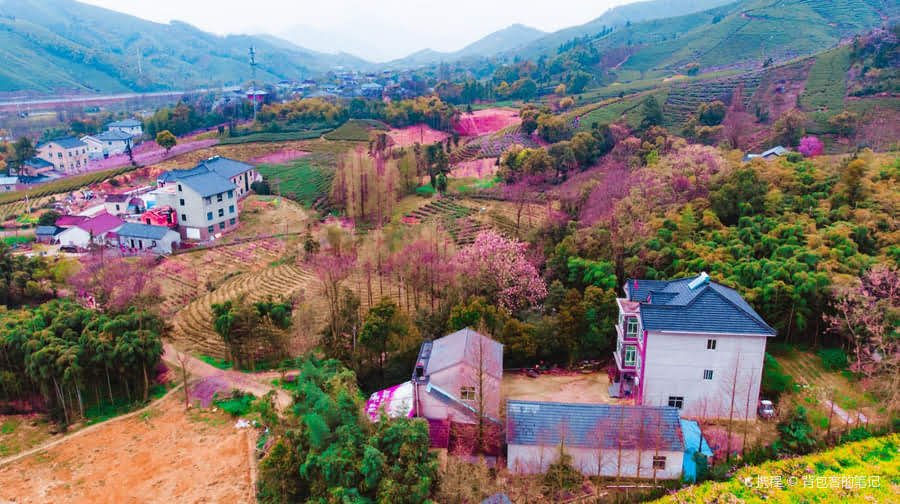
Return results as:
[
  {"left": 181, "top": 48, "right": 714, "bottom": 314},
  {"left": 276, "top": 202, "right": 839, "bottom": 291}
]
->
[{"left": 0, "top": 0, "right": 362, "bottom": 93}]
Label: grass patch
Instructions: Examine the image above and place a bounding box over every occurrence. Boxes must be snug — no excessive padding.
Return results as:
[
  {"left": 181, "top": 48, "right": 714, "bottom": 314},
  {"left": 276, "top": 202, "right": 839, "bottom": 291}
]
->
[
  {"left": 195, "top": 354, "right": 233, "bottom": 370},
  {"left": 256, "top": 154, "right": 335, "bottom": 208},
  {"left": 323, "top": 119, "right": 388, "bottom": 142},
  {"left": 2, "top": 235, "right": 33, "bottom": 247},
  {"left": 1, "top": 418, "right": 20, "bottom": 435},
  {"left": 218, "top": 128, "right": 332, "bottom": 145},
  {"left": 83, "top": 382, "right": 170, "bottom": 425},
  {"left": 802, "top": 46, "right": 851, "bottom": 123}
]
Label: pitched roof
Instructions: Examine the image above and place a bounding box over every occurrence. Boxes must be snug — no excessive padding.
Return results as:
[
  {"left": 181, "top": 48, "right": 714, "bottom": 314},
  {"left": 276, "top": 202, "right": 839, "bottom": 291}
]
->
[
  {"left": 418, "top": 328, "right": 503, "bottom": 379},
  {"left": 197, "top": 156, "right": 255, "bottom": 179},
  {"left": 55, "top": 215, "right": 89, "bottom": 227},
  {"left": 107, "top": 119, "right": 142, "bottom": 128},
  {"left": 105, "top": 193, "right": 130, "bottom": 203},
  {"left": 76, "top": 212, "right": 123, "bottom": 235},
  {"left": 45, "top": 137, "right": 86, "bottom": 149},
  {"left": 23, "top": 158, "right": 53, "bottom": 169},
  {"left": 94, "top": 130, "right": 134, "bottom": 141},
  {"left": 178, "top": 172, "right": 237, "bottom": 198},
  {"left": 0, "top": 176, "right": 18, "bottom": 185},
  {"left": 506, "top": 400, "right": 685, "bottom": 452},
  {"left": 157, "top": 165, "right": 209, "bottom": 183},
  {"left": 35, "top": 225, "right": 61, "bottom": 236},
  {"left": 625, "top": 274, "right": 776, "bottom": 336},
  {"left": 116, "top": 222, "right": 175, "bottom": 240}
]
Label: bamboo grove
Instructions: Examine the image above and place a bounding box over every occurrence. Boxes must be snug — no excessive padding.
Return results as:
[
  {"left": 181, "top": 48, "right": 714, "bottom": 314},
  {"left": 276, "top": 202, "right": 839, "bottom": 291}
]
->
[{"left": 0, "top": 299, "right": 163, "bottom": 424}]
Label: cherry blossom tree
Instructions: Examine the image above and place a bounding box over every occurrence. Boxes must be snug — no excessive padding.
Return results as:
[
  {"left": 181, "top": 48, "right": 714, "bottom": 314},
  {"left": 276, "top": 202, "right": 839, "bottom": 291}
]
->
[
  {"left": 454, "top": 231, "right": 547, "bottom": 312},
  {"left": 798, "top": 136, "right": 824, "bottom": 157}
]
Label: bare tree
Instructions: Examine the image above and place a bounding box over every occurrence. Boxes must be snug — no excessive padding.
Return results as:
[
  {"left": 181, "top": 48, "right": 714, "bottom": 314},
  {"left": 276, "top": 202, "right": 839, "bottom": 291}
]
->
[{"left": 175, "top": 350, "right": 192, "bottom": 409}]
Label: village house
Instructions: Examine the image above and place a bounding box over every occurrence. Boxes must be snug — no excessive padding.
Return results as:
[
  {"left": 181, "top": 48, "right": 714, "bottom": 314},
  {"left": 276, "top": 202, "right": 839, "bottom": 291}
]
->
[
  {"left": 36, "top": 137, "right": 89, "bottom": 174},
  {"left": 506, "top": 401, "right": 685, "bottom": 479},
  {"left": 35, "top": 225, "right": 63, "bottom": 244},
  {"left": 19, "top": 158, "right": 54, "bottom": 177},
  {"left": 153, "top": 171, "right": 239, "bottom": 240},
  {"left": 106, "top": 118, "right": 143, "bottom": 137},
  {"left": 742, "top": 145, "right": 788, "bottom": 162},
  {"left": 610, "top": 272, "right": 776, "bottom": 420},
  {"left": 82, "top": 130, "right": 135, "bottom": 159},
  {"left": 112, "top": 222, "right": 181, "bottom": 254},
  {"left": 157, "top": 156, "right": 260, "bottom": 199},
  {"left": 412, "top": 328, "right": 503, "bottom": 448},
  {"left": 0, "top": 175, "right": 19, "bottom": 192},
  {"left": 103, "top": 194, "right": 144, "bottom": 216},
  {"left": 54, "top": 215, "right": 88, "bottom": 228},
  {"left": 56, "top": 212, "right": 123, "bottom": 249}
]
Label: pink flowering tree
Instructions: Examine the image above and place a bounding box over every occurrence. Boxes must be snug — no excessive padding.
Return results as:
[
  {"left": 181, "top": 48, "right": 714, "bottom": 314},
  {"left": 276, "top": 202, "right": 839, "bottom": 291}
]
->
[
  {"left": 454, "top": 230, "right": 547, "bottom": 312},
  {"left": 797, "top": 136, "right": 824, "bottom": 157}
]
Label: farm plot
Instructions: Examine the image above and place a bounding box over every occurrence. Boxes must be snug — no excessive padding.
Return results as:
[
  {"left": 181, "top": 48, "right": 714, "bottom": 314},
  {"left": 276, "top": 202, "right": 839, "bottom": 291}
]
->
[
  {"left": 451, "top": 130, "right": 539, "bottom": 164},
  {"left": 0, "top": 392, "right": 254, "bottom": 504},
  {"left": 573, "top": 89, "right": 669, "bottom": 132},
  {"left": 453, "top": 108, "right": 521, "bottom": 136},
  {"left": 255, "top": 153, "right": 336, "bottom": 209},
  {"left": 664, "top": 72, "right": 761, "bottom": 126},
  {"left": 450, "top": 158, "right": 498, "bottom": 178},
  {"left": 387, "top": 125, "right": 450, "bottom": 147},
  {"left": 235, "top": 196, "right": 310, "bottom": 238},
  {"left": 801, "top": 46, "right": 851, "bottom": 118},
  {"left": 776, "top": 351, "right": 881, "bottom": 426},
  {"left": 324, "top": 119, "right": 390, "bottom": 142}
]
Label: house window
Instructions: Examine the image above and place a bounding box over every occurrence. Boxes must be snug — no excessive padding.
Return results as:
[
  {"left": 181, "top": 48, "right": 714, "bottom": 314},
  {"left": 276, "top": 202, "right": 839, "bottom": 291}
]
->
[
  {"left": 207, "top": 225, "right": 214, "bottom": 233},
  {"left": 460, "top": 386, "right": 476, "bottom": 401},
  {"left": 179, "top": 198, "right": 185, "bottom": 206},
  {"left": 204, "top": 196, "right": 212, "bottom": 204},
  {"left": 707, "top": 339, "right": 717, "bottom": 350},
  {"left": 652, "top": 456, "right": 667, "bottom": 470},
  {"left": 668, "top": 396, "right": 684, "bottom": 409},
  {"left": 219, "top": 222, "right": 225, "bottom": 230},
  {"left": 703, "top": 369, "right": 714, "bottom": 380},
  {"left": 624, "top": 345, "right": 636, "bottom": 367},
  {"left": 229, "top": 205, "right": 234, "bottom": 214},
  {"left": 228, "top": 190, "right": 234, "bottom": 198},
  {"left": 229, "top": 218, "right": 236, "bottom": 225},
  {"left": 207, "top": 212, "right": 213, "bottom": 221},
  {"left": 218, "top": 208, "right": 224, "bottom": 217},
  {"left": 217, "top": 193, "right": 223, "bottom": 202},
  {"left": 626, "top": 317, "right": 639, "bottom": 339},
  {"left": 180, "top": 214, "right": 186, "bottom": 222},
  {"left": 177, "top": 184, "right": 182, "bottom": 192},
  {"left": 115, "top": 204, "right": 120, "bottom": 211}
]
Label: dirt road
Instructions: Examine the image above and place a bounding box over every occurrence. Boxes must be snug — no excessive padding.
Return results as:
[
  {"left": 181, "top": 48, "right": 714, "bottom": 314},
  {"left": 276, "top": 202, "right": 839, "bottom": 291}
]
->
[{"left": 161, "top": 342, "right": 293, "bottom": 411}]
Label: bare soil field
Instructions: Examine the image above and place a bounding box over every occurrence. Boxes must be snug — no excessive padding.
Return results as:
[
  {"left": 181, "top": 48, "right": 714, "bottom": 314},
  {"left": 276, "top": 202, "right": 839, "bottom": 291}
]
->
[
  {"left": 387, "top": 125, "right": 450, "bottom": 147},
  {"left": 0, "top": 392, "right": 253, "bottom": 504},
  {"left": 234, "top": 195, "right": 310, "bottom": 239},
  {"left": 502, "top": 372, "right": 616, "bottom": 405}
]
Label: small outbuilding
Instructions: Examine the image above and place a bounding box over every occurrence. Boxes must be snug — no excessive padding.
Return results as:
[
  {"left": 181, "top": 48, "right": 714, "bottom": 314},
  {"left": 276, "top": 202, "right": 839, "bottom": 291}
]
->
[
  {"left": 35, "top": 225, "right": 63, "bottom": 244},
  {"left": 506, "top": 400, "right": 685, "bottom": 479},
  {"left": 114, "top": 222, "right": 182, "bottom": 254}
]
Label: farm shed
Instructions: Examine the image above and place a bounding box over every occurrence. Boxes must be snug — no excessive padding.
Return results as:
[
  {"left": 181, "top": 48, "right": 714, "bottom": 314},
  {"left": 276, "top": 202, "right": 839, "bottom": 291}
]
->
[
  {"left": 506, "top": 400, "right": 685, "bottom": 479},
  {"left": 35, "top": 225, "right": 63, "bottom": 244},
  {"left": 680, "top": 418, "right": 713, "bottom": 482},
  {"left": 114, "top": 222, "right": 181, "bottom": 254}
]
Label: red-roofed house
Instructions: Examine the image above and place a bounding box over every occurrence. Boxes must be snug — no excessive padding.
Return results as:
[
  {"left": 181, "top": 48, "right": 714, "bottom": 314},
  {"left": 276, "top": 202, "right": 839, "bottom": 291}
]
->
[
  {"left": 55, "top": 215, "right": 89, "bottom": 228},
  {"left": 57, "top": 212, "right": 123, "bottom": 249}
]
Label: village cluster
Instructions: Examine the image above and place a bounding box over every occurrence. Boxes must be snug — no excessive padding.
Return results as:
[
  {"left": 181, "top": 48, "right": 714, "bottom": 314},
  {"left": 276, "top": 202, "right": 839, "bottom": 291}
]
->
[{"left": 368, "top": 272, "right": 775, "bottom": 481}]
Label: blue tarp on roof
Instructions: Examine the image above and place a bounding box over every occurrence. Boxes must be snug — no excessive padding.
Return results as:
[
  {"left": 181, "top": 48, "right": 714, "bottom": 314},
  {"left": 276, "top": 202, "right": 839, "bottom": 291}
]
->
[{"left": 680, "top": 419, "right": 713, "bottom": 482}]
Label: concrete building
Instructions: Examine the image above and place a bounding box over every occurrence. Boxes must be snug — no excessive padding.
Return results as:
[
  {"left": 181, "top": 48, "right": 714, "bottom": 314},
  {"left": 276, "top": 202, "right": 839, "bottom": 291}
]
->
[
  {"left": 104, "top": 194, "right": 143, "bottom": 216},
  {"left": 82, "top": 130, "right": 135, "bottom": 159},
  {"left": 36, "top": 137, "right": 89, "bottom": 174},
  {"left": 0, "top": 176, "right": 18, "bottom": 192},
  {"left": 153, "top": 171, "right": 238, "bottom": 240},
  {"left": 506, "top": 401, "right": 685, "bottom": 479},
  {"left": 106, "top": 118, "right": 143, "bottom": 137},
  {"left": 113, "top": 222, "right": 181, "bottom": 254},
  {"left": 610, "top": 273, "right": 776, "bottom": 420}
]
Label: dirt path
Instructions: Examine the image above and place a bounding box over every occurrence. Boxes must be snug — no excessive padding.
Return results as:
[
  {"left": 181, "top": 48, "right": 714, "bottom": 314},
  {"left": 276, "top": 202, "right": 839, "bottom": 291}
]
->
[{"left": 162, "top": 342, "right": 293, "bottom": 412}]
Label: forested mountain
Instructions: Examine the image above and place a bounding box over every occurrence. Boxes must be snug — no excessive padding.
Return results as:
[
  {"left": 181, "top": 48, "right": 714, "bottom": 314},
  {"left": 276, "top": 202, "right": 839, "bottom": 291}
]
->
[
  {"left": 384, "top": 24, "right": 547, "bottom": 67},
  {"left": 0, "top": 0, "right": 359, "bottom": 94}
]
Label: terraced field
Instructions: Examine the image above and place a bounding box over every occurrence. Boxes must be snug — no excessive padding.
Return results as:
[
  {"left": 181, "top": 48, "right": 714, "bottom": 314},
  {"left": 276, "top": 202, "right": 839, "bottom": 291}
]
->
[
  {"left": 801, "top": 46, "right": 851, "bottom": 120},
  {"left": 169, "top": 263, "right": 316, "bottom": 359},
  {"left": 664, "top": 72, "right": 762, "bottom": 126}
]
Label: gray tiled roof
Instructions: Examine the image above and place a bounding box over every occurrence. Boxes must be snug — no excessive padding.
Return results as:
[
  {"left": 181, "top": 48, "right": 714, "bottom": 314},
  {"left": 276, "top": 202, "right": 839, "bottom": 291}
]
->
[
  {"left": 107, "top": 119, "right": 142, "bottom": 128},
  {"left": 23, "top": 158, "right": 53, "bottom": 169},
  {"left": 94, "top": 130, "right": 134, "bottom": 141},
  {"left": 626, "top": 275, "right": 775, "bottom": 336},
  {"left": 178, "top": 172, "right": 236, "bottom": 198},
  {"left": 423, "top": 328, "right": 503, "bottom": 379},
  {"left": 116, "top": 222, "right": 174, "bottom": 240},
  {"left": 506, "top": 400, "right": 684, "bottom": 452},
  {"left": 199, "top": 156, "right": 254, "bottom": 179},
  {"left": 157, "top": 165, "right": 209, "bottom": 183},
  {"left": 47, "top": 137, "right": 86, "bottom": 149},
  {"left": 36, "top": 225, "right": 61, "bottom": 236}
]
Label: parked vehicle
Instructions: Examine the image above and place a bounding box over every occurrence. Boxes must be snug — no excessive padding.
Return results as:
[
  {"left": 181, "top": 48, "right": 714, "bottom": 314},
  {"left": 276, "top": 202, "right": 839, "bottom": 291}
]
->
[
  {"left": 758, "top": 399, "right": 775, "bottom": 419},
  {"left": 59, "top": 245, "right": 78, "bottom": 253}
]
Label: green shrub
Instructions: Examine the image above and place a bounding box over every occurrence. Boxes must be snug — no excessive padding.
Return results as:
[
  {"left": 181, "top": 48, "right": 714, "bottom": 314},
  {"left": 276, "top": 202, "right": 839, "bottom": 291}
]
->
[
  {"left": 776, "top": 406, "right": 819, "bottom": 455},
  {"left": 842, "top": 427, "right": 873, "bottom": 443},
  {"left": 415, "top": 185, "right": 436, "bottom": 197},
  {"left": 761, "top": 353, "right": 793, "bottom": 399},
  {"left": 214, "top": 390, "right": 255, "bottom": 417},
  {"left": 818, "top": 348, "right": 849, "bottom": 371}
]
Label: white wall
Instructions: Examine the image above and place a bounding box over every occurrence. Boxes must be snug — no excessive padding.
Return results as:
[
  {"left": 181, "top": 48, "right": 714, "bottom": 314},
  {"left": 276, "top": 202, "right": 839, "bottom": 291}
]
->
[
  {"left": 508, "top": 444, "right": 683, "bottom": 480},
  {"left": 57, "top": 227, "right": 91, "bottom": 248},
  {"left": 642, "top": 331, "right": 768, "bottom": 420}
]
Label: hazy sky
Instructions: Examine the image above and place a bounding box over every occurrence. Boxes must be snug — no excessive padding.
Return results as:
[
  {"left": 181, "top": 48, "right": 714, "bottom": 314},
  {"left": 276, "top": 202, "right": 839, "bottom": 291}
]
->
[{"left": 78, "top": 0, "right": 634, "bottom": 61}]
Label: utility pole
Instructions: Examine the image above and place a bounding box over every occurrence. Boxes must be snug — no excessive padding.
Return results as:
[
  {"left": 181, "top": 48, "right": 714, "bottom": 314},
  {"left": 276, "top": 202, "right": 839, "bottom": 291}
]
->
[{"left": 249, "top": 46, "right": 258, "bottom": 122}]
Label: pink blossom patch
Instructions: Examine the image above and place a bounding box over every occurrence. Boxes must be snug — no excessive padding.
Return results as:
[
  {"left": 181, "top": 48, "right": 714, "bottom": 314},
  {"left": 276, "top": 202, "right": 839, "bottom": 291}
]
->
[
  {"left": 387, "top": 125, "right": 450, "bottom": 147},
  {"left": 451, "top": 158, "right": 498, "bottom": 178},
  {"left": 250, "top": 149, "right": 311, "bottom": 164},
  {"left": 453, "top": 108, "right": 521, "bottom": 136}
]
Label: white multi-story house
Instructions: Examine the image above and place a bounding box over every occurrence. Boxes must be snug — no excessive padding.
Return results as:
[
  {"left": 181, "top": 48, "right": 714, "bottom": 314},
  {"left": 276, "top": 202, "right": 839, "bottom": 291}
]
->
[
  {"left": 82, "top": 130, "right": 135, "bottom": 159},
  {"left": 106, "top": 118, "right": 144, "bottom": 137},
  {"left": 610, "top": 272, "right": 776, "bottom": 420}
]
